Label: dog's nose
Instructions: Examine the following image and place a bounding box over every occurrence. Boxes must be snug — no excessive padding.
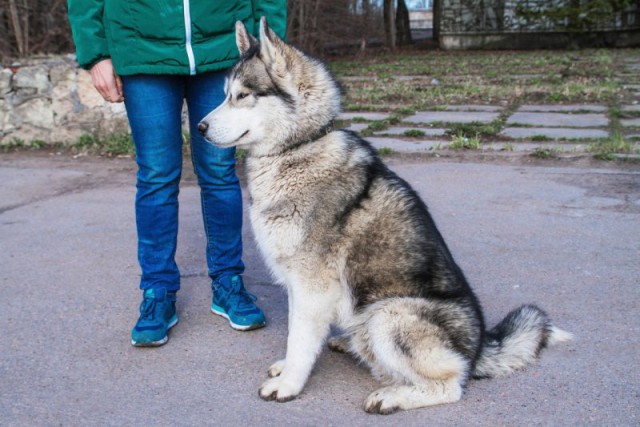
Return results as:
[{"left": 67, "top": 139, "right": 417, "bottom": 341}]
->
[{"left": 197, "top": 121, "right": 208, "bottom": 135}]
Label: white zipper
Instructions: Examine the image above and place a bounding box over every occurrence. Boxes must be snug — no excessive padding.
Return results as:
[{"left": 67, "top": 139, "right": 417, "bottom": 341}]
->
[{"left": 183, "top": 0, "right": 196, "bottom": 75}]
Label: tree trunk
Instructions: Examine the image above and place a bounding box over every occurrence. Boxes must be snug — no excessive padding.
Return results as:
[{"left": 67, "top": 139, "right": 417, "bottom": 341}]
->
[
  {"left": 383, "top": 0, "right": 396, "bottom": 49},
  {"left": 395, "top": 0, "right": 412, "bottom": 46},
  {"left": 8, "top": 0, "right": 24, "bottom": 56}
]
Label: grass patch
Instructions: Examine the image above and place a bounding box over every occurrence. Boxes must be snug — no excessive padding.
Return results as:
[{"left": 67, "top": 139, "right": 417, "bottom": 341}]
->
[
  {"left": 530, "top": 147, "right": 559, "bottom": 159},
  {"left": 404, "top": 129, "right": 426, "bottom": 137},
  {"left": 330, "top": 48, "right": 634, "bottom": 108},
  {"left": 394, "top": 107, "right": 416, "bottom": 116},
  {"left": 75, "top": 133, "right": 135, "bottom": 156},
  {"left": 1, "top": 138, "right": 50, "bottom": 151},
  {"left": 351, "top": 116, "right": 369, "bottom": 122},
  {"left": 446, "top": 120, "right": 503, "bottom": 138},
  {"left": 531, "top": 134, "right": 552, "bottom": 142},
  {"left": 588, "top": 133, "right": 637, "bottom": 160},
  {"left": 367, "top": 121, "right": 388, "bottom": 132},
  {"left": 502, "top": 143, "right": 516, "bottom": 151},
  {"left": 377, "top": 147, "right": 395, "bottom": 156},
  {"left": 449, "top": 132, "right": 481, "bottom": 150},
  {"left": 235, "top": 148, "right": 248, "bottom": 160}
]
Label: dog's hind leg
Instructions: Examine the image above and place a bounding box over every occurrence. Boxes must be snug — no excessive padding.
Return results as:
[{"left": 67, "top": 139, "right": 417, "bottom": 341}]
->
[
  {"left": 259, "top": 277, "right": 341, "bottom": 402},
  {"left": 353, "top": 298, "right": 470, "bottom": 414}
]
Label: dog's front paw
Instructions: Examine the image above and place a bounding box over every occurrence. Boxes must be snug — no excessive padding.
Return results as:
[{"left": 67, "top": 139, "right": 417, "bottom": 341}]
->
[
  {"left": 363, "top": 387, "right": 402, "bottom": 415},
  {"left": 259, "top": 376, "right": 302, "bottom": 402},
  {"left": 268, "top": 359, "right": 286, "bottom": 378}
]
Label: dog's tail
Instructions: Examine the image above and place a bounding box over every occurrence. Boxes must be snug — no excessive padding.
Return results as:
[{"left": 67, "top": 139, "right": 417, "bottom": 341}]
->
[{"left": 473, "top": 304, "right": 572, "bottom": 379}]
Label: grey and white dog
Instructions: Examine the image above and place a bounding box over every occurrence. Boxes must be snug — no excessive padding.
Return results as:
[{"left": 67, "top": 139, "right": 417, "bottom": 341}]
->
[{"left": 198, "top": 17, "right": 572, "bottom": 414}]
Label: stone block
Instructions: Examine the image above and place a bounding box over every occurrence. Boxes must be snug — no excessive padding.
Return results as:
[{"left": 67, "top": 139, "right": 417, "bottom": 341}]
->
[
  {"left": 13, "top": 66, "right": 50, "bottom": 95},
  {"left": 374, "top": 126, "right": 446, "bottom": 136},
  {"left": 440, "top": 105, "right": 502, "bottom": 112},
  {"left": 507, "top": 112, "right": 608, "bottom": 128},
  {"left": 0, "top": 68, "right": 12, "bottom": 96},
  {"left": 502, "top": 127, "right": 608, "bottom": 139},
  {"left": 16, "top": 98, "right": 54, "bottom": 129},
  {"left": 519, "top": 105, "right": 607, "bottom": 112},
  {"left": 405, "top": 111, "right": 499, "bottom": 124},
  {"left": 620, "top": 118, "right": 640, "bottom": 127},
  {"left": 0, "top": 99, "right": 18, "bottom": 135},
  {"left": 338, "top": 112, "right": 390, "bottom": 121},
  {"left": 367, "top": 136, "right": 442, "bottom": 152}
]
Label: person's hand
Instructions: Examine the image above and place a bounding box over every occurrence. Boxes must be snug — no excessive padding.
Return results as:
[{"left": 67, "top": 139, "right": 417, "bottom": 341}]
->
[{"left": 89, "top": 59, "right": 124, "bottom": 103}]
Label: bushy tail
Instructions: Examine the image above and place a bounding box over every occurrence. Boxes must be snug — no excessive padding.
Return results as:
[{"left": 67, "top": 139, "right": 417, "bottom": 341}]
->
[{"left": 473, "top": 304, "right": 572, "bottom": 379}]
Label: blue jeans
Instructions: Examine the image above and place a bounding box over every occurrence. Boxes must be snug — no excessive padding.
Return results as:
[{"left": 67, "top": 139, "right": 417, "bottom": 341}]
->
[{"left": 122, "top": 72, "right": 244, "bottom": 293}]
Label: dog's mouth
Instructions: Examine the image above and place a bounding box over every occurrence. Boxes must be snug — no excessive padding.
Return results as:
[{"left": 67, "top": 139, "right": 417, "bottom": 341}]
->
[
  {"left": 207, "top": 130, "right": 250, "bottom": 147},
  {"left": 238, "top": 130, "right": 250, "bottom": 140}
]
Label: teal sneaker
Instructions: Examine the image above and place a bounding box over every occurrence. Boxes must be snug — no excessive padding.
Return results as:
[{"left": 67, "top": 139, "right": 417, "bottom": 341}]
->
[
  {"left": 211, "top": 275, "right": 266, "bottom": 331},
  {"left": 131, "top": 288, "right": 178, "bottom": 347}
]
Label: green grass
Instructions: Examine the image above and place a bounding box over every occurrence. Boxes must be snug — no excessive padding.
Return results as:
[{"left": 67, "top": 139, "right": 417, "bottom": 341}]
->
[
  {"left": 377, "top": 147, "right": 395, "bottom": 156},
  {"left": 76, "top": 133, "right": 135, "bottom": 156},
  {"left": 588, "top": 133, "right": 637, "bottom": 160},
  {"left": 531, "top": 134, "right": 552, "bottom": 142},
  {"left": 446, "top": 120, "right": 503, "bottom": 138},
  {"left": 403, "top": 129, "right": 426, "bottom": 137},
  {"left": 449, "top": 132, "right": 482, "bottom": 150},
  {"left": 530, "top": 147, "right": 559, "bottom": 159},
  {"left": 330, "top": 48, "right": 636, "bottom": 109}
]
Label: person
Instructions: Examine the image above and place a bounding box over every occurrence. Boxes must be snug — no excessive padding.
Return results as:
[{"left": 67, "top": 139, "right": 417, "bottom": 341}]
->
[{"left": 67, "top": 2, "right": 287, "bottom": 346}]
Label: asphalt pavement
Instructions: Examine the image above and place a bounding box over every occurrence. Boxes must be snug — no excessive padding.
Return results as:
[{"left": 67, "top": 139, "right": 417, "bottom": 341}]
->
[{"left": 1, "top": 151, "right": 639, "bottom": 426}]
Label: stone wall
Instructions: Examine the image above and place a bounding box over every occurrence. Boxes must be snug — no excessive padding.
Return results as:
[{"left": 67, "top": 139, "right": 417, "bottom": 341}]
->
[
  {"left": 439, "top": 0, "right": 640, "bottom": 49},
  {"left": 0, "top": 55, "right": 129, "bottom": 146}
]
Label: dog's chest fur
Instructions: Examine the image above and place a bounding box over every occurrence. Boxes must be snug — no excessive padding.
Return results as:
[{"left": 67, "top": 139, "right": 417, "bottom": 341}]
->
[{"left": 245, "top": 134, "right": 363, "bottom": 281}]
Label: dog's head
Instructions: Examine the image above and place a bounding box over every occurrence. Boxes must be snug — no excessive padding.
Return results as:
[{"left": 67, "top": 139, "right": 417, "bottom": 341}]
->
[{"left": 198, "top": 17, "right": 341, "bottom": 157}]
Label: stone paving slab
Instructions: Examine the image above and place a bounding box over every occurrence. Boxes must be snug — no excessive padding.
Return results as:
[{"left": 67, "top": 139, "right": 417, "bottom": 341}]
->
[
  {"left": 621, "top": 118, "right": 640, "bottom": 127},
  {"left": 374, "top": 126, "right": 447, "bottom": 136},
  {"left": 338, "top": 112, "right": 389, "bottom": 121},
  {"left": 437, "top": 105, "right": 502, "bottom": 112},
  {"left": 367, "top": 137, "right": 443, "bottom": 152},
  {"left": 405, "top": 111, "right": 500, "bottom": 124},
  {"left": 344, "top": 123, "right": 369, "bottom": 133},
  {"left": 483, "top": 142, "right": 588, "bottom": 153},
  {"left": 623, "top": 84, "right": 640, "bottom": 90},
  {"left": 502, "top": 127, "right": 609, "bottom": 140},
  {"left": 367, "top": 136, "right": 589, "bottom": 154},
  {"left": 519, "top": 105, "right": 608, "bottom": 112},
  {"left": 622, "top": 105, "right": 640, "bottom": 112},
  {"left": 507, "top": 112, "right": 608, "bottom": 128}
]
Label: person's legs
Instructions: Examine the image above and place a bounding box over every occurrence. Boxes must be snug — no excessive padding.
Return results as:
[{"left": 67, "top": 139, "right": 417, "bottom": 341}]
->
[
  {"left": 185, "top": 71, "right": 244, "bottom": 281},
  {"left": 186, "top": 71, "right": 265, "bottom": 330},
  {"left": 122, "top": 74, "right": 185, "bottom": 345}
]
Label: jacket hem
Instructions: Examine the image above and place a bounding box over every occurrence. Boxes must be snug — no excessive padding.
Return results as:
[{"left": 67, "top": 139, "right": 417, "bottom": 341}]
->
[{"left": 114, "top": 59, "right": 238, "bottom": 76}]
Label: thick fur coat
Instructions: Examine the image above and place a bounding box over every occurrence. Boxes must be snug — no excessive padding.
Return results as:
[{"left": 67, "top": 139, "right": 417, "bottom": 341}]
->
[{"left": 198, "top": 18, "right": 571, "bottom": 414}]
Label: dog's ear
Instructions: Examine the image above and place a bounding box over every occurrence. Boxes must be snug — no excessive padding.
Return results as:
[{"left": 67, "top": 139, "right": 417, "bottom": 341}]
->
[
  {"left": 259, "top": 16, "right": 288, "bottom": 74},
  {"left": 235, "top": 20, "right": 257, "bottom": 55}
]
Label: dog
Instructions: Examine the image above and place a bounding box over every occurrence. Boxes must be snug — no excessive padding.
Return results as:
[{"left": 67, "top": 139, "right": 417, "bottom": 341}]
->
[{"left": 197, "top": 17, "right": 572, "bottom": 414}]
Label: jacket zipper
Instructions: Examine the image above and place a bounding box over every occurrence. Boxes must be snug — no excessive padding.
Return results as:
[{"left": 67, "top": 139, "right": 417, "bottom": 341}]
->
[{"left": 183, "top": 0, "right": 196, "bottom": 75}]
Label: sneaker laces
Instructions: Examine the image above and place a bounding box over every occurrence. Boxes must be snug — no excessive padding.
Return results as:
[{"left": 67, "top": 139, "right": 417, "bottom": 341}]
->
[
  {"left": 224, "top": 277, "right": 258, "bottom": 310},
  {"left": 139, "top": 296, "right": 157, "bottom": 321}
]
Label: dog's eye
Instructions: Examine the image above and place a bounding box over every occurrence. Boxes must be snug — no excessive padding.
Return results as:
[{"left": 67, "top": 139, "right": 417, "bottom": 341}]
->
[{"left": 236, "top": 92, "right": 249, "bottom": 100}]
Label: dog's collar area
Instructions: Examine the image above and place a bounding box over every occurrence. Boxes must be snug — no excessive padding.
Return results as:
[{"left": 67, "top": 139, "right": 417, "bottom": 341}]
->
[{"left": 258, "top": 120, "right": 335, "bottom": 158}]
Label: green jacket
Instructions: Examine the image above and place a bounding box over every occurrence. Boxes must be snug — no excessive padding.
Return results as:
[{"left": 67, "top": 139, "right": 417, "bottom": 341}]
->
[{"left": 67, "top": 0, "right": 286, "bottom": 75}]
